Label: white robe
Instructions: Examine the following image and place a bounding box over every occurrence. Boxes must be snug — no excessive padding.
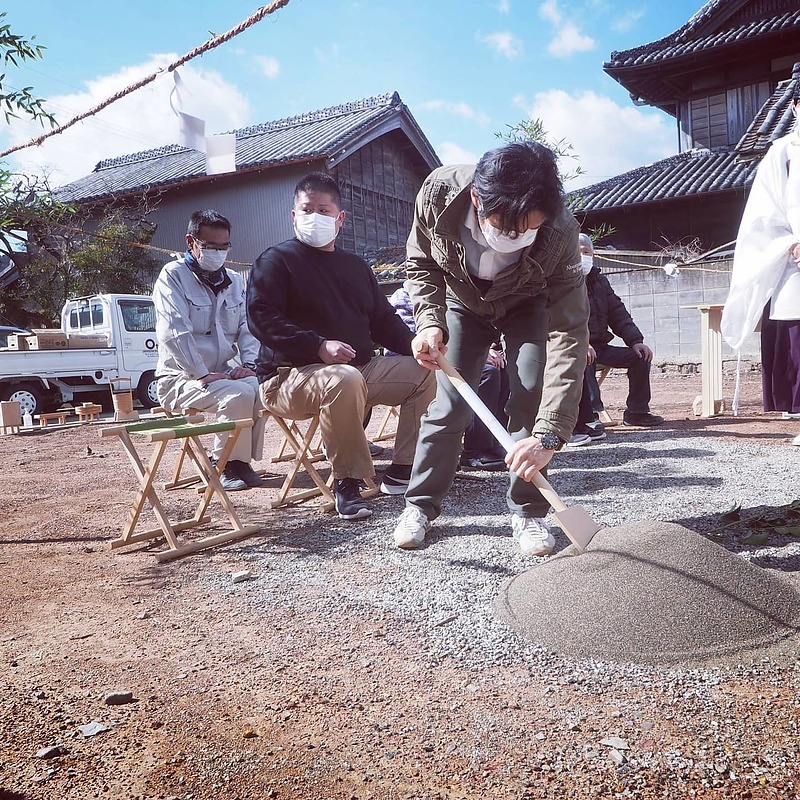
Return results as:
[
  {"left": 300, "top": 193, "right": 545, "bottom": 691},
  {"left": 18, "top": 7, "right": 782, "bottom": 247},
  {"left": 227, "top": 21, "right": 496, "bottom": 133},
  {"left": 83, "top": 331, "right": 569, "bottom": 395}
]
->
[{"left": 721, "top": 129, "right": 800, "bottom": 350}]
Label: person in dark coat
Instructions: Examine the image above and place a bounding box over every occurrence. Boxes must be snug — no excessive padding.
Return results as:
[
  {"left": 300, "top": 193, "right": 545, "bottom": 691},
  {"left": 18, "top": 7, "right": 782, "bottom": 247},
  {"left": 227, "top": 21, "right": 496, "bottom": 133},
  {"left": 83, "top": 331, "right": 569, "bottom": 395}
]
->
[{"left": 580, "top": 234, "right": 664, "bottom": 427}]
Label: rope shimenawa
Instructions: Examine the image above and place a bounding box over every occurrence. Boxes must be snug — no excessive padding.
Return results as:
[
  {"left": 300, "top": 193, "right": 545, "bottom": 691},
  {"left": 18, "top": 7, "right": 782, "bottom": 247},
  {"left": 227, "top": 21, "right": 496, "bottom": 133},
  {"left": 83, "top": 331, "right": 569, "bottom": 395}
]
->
[{"left": 0, "top": 0, "right": 292, "bottom": 160}]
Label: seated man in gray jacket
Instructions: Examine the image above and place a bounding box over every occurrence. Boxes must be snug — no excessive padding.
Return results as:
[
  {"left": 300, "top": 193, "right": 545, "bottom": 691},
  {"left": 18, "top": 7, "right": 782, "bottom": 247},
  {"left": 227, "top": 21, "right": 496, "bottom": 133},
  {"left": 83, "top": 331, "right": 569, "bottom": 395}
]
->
[{"left": 153, "top": 209, "right": 266, "bottom": 491}]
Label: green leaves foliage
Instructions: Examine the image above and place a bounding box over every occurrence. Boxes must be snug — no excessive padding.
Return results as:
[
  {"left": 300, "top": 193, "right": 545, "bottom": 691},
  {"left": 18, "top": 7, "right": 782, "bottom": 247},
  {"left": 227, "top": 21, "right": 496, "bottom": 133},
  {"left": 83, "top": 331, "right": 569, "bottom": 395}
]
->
[
  {"left": 711, "top": 499, "right": 800, "bottom": 545},
  {"left": 0, "top": 12, "right": 56, "bottom": 128}
]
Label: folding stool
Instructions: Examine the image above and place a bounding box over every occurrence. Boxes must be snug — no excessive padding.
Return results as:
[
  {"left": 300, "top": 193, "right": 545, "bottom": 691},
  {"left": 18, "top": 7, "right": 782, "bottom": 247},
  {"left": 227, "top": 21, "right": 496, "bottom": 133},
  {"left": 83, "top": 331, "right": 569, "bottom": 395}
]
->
[
  {"left": 370, "top": 404, "right": 400, "bottom": 444},
  {"left": 101, "top": 415, "right": 262, "bottom": 562},
  {"left": 152, "top": 405, "right": 207, "bottom": 491},
  {"left": 595, "top": 364, "right": 616, "bottom": 426},
  {"left": 262, "top": 410, "right": 379, "bottom": 511}
]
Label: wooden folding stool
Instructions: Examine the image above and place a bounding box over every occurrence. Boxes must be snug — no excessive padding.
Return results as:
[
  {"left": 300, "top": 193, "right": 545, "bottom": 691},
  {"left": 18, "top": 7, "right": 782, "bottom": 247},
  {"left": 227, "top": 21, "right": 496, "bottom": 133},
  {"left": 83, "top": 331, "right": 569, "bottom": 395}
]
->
[
  {"left": 101, "top": 415, "right": 262, "bottom": 562},
  {"left": 370, "top": 404, "right": 400, "bottom": 444},
  {"left": 153, "top": 406, "right": 208, "bottom": 491},
  {"left": 263, "top": 411, "right": 379, "bottom": 511},
  {"left": 595, "top": 364, "right": 616, "bottom": 426}
]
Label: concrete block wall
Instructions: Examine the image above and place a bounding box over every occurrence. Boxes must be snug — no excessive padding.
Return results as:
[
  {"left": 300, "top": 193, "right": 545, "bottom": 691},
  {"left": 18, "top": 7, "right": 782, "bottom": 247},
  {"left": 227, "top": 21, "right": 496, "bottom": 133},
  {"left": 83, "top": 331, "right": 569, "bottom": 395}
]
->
[{"left": 597, "top": 252, "right": 760, "bottom": 364}]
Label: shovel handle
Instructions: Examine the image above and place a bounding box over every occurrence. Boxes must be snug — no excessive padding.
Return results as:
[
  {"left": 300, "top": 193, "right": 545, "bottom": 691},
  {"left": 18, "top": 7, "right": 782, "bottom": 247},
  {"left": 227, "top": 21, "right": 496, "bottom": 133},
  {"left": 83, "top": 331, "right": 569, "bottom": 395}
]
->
[{"left": 436, "top": 354, "right": 568, "bottom": 512}]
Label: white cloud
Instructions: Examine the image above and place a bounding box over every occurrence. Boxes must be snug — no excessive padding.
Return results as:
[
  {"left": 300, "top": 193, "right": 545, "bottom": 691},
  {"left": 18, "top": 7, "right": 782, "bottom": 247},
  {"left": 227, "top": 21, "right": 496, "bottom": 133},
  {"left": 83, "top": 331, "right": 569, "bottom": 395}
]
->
[
  {"left": 479, "top": 32, "right": 523, "bottom": 59},
  {"left": 437, "top": 142, "right": 479, "bottom": 166},
  {"left": 495, "top": 0, "right": 510, "bottom": 12},
  {"left": 611, "top": 8, "right": 645, "bottom": 32},
  {"left": 1, "top": 55, "right": 250, "bottom": 187},
  {"left": 254, "top": 55, "right": 280, "bottom": 80},
  {"left": 539, "top": 0, "right": 561, "bottom": 24},
  {"left": 548, "top": 22, "right": 594, "bottom": 56},
  {"left": 518, "top": 89, "right": 676, "bottom": 190},
  {"left": 538, "top": 0, "right": 594, "bottom": 58},
  {"left": 419, "top": 100, "right": 491, "bottom": 126}
]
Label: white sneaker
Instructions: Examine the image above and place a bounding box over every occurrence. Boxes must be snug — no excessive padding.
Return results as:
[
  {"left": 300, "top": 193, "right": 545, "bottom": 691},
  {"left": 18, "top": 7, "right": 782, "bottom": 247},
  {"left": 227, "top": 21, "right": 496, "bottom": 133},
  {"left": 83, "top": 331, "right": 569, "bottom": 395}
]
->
[
  {"left": 393, "top": 505, "right": 430, "bottom": 549},
  {"left": 511, "top": 515, "right": 555, "bottom": 556},
  {"left": 565, "top": 433, "right": 592, "bottom": 447},
  {"left": 792, "top": 434, "right": 800, "bottom": 446}
]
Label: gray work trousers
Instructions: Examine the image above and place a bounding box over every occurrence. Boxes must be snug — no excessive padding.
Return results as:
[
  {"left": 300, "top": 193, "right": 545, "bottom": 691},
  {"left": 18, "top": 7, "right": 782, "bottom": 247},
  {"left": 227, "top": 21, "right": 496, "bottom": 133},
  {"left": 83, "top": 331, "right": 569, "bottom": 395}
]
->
[
  {"left": 157, "top": 374, "right": 266, "bottom": 464},
  {"left": 405, "top": 295, "right": 551, "bottom": 520}
]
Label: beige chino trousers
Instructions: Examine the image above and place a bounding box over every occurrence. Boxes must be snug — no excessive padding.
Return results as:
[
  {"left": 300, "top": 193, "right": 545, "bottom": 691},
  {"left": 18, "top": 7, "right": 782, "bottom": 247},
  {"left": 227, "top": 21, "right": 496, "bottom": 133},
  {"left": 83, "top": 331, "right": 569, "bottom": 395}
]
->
[{"left": 259, "top": 355, "right": 436, "bottom": 480}]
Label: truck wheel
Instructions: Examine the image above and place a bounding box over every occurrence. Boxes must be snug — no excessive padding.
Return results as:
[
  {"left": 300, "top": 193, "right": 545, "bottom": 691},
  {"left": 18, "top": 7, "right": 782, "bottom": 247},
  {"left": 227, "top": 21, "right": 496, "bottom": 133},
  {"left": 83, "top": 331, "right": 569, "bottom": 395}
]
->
[
  {"left": 137, "top": 371, "right": 159, "bottom": 408},
  {"left": 1, "top": 383, "right": 44, "bottom": 417}
]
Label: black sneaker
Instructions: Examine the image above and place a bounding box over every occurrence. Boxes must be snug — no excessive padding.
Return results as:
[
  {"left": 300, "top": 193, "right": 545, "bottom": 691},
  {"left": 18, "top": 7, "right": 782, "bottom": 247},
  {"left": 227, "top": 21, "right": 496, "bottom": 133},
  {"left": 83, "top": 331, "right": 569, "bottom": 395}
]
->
[
  {"left": 574, "top": 423, "right": 606, "bottom": 441},
  {"left": 379, "top": 463, "right": 412, "bottom": 495},
  {"left": 459, "top": 454, "right": 508, "bottom": 471},
  {"left": 219, "top": 464, "right": 249, "bottom": 491},
  {"left": 368, "top": 441, "right": 385, "bottom": 458},
  {"left": 333, "top": 478, "right": 373, "bottom": 520},
  {"left": 229, "top": 460, "right": 264, "bottom": 488},
  {"left": 623, "top": 412, "right": 665, "bottom": 427}
]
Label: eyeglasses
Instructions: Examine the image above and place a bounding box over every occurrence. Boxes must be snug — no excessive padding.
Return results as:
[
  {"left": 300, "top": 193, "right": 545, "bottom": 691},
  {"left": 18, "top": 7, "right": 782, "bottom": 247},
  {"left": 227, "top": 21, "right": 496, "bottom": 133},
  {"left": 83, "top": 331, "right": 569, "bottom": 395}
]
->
[{"left": 191, "top": 237, "right": 231, "bottom": 251}]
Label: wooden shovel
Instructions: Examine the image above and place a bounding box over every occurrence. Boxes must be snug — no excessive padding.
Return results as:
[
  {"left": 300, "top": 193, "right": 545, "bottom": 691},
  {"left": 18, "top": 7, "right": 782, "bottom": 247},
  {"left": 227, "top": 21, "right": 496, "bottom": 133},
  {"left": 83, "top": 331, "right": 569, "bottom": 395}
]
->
[{"left": 437, "top": 354, "right": 601, "bottom": 553}]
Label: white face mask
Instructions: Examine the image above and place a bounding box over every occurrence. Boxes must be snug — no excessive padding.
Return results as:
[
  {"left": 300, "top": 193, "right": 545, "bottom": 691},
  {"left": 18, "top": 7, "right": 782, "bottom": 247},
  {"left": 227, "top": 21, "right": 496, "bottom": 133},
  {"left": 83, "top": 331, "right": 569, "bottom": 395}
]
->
[
  {"left": 196, "top": 249, "right": 228, "bottom": 272},
  {"left": 580, "top": 254, "right": 594, "bottom": 275},
  {"left": 481, "top": 219, "right": 538, "bottom": 253},
  {"left": 294, "top": 212, "right": 339, "bottom": 248}
]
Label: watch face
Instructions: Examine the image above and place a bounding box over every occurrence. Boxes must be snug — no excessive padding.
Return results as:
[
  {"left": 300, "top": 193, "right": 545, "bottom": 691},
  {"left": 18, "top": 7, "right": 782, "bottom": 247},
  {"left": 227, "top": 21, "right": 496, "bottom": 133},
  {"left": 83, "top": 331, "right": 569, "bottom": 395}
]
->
[{"left": 539, "top": 432, "right": 561, "bottom": 450}]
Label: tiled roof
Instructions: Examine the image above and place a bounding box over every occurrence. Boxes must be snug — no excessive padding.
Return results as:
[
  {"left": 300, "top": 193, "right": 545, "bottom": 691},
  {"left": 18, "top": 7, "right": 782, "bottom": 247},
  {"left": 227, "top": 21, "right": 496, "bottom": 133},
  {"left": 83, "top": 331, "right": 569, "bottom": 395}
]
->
[
  {"left": 572, "top": 67, "right": 799, "bottom": 212},
  {"left": 736, "top": 69, "right": 800, "bottom": 159},
  {"left": 56, "top": 92, "right": 439, "bottom": 203},
  {"left": 569, "top": 149, "right": 757, "bottom": 212},
  {"left": 603, "top": 0, "right": 800, "bottom": 109},
  {"left": 605, "top": 1, "right": 800, "bottom": 71}
]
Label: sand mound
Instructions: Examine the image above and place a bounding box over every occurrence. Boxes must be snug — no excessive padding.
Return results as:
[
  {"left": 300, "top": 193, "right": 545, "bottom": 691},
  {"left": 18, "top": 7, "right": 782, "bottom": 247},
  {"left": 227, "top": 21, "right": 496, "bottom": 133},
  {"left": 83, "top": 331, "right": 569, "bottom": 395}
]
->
[{"left": 495, "top": 521, "right": 800, "bottom": 666}]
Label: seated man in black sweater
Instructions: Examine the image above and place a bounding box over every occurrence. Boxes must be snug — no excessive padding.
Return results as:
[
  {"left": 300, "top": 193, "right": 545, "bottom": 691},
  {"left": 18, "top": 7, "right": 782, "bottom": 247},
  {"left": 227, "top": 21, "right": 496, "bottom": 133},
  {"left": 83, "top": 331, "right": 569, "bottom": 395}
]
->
[{"left": 247, "top": 172, "right": 436, "bottom": 520}]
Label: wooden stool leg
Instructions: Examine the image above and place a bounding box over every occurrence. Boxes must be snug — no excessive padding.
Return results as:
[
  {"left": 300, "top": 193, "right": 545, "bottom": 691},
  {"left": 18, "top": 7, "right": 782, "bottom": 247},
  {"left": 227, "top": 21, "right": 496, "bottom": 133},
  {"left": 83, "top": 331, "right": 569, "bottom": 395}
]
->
[
  {"left": 269, "top": 415, "right": 335, "bottom": 510},
  {"left": 113, "top": 432, "right": 181, "bottom": 550},
  {"left": 372, "top": 405, "right": 400, "bottom": 444}
]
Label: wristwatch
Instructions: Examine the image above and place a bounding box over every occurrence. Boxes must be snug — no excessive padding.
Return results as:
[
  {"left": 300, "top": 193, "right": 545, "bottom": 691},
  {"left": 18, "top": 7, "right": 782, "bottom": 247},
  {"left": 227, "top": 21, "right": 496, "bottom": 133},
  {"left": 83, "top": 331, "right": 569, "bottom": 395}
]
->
[{"left": 534, "top": 431, "right": 564, "bottom": 451}]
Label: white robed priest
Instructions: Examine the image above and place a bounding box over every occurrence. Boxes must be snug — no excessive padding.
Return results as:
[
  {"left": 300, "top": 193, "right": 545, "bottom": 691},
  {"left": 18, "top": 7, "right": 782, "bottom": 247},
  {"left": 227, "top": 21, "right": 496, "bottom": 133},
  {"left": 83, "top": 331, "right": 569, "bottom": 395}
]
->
[{"left": 721, "top": 78, "right": 800, "bottom": 443}]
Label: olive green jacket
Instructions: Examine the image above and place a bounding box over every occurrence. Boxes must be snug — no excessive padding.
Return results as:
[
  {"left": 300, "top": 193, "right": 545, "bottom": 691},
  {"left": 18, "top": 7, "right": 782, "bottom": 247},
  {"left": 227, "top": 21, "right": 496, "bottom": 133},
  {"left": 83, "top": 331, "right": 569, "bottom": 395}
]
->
[{"left": 404, "top": 163, "right": 589, "bottom": 441}]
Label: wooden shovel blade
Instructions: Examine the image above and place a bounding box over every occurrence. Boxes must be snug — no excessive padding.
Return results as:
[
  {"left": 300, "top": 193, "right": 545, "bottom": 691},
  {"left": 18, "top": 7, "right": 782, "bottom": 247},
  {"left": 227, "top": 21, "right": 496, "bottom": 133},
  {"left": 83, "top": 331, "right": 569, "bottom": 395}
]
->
[{"left": 552, "top": 505, "right": 602, "bottom": 553}]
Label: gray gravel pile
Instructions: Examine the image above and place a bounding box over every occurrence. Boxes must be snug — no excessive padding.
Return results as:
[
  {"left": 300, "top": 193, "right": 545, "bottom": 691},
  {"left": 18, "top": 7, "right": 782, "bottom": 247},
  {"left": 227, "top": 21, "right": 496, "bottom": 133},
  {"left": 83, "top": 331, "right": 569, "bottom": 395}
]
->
[
  {"left": 218, "top": 425, "right": 800, "bottom": 675},
  {"left": 496, "top": 520, "right": 800, "bottom": 665}
]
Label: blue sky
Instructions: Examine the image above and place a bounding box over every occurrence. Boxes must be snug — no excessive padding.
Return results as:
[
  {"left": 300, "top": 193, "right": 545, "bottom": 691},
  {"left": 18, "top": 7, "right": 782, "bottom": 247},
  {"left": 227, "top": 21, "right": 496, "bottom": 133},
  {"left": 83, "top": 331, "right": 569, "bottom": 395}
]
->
[{"left": 2, "top": 0, "right": 705, "bottom": 190}]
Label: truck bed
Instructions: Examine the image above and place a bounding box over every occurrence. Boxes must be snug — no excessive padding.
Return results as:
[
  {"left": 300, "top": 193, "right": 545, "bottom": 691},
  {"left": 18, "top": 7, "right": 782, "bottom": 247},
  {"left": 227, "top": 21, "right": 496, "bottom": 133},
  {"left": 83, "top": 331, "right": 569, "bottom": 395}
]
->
[{"left": 0, "top": 347, "right": 121, "bottom": 381}]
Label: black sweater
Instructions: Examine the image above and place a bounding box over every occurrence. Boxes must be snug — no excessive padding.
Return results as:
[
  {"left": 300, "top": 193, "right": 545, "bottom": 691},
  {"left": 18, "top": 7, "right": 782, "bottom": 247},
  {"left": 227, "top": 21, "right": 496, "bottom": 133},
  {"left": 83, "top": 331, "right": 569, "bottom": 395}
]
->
[{"left": 247, "top": 239, "right": 414, "bottom": 380}]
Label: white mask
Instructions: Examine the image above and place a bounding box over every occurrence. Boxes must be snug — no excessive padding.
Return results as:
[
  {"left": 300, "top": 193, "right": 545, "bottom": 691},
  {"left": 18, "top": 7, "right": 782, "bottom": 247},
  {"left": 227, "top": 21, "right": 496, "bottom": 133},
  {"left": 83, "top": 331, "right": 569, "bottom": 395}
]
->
[
  {"left": 294, "top": 212, "right": 339, "bottom": 248},
  {"left": 481, "top": 219, "right": 538, "bottom": 253},
  {"left": 196, "top": 249, "right": 228, "bottom": 272},
  {"left": 580, "top": 254, "right": 594, "bottom": 275}
]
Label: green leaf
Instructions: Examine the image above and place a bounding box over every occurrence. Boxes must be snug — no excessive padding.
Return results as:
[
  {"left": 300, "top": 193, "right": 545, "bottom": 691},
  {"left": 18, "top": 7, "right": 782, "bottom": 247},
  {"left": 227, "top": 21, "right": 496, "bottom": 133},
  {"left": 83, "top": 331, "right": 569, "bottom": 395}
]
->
[
  {"left": 742, "top": 531, "right": 771, "bottom": 545},
  {"left": 720, "top": 503, "right": 741, "bottom": 522}
]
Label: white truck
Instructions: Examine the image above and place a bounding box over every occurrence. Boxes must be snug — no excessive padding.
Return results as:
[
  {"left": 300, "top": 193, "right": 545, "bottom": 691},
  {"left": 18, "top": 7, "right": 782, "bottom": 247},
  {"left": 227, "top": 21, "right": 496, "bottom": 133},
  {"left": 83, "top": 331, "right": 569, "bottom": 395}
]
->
[{"left": 0, "top": 293, "right": 160, "bottom": 416}]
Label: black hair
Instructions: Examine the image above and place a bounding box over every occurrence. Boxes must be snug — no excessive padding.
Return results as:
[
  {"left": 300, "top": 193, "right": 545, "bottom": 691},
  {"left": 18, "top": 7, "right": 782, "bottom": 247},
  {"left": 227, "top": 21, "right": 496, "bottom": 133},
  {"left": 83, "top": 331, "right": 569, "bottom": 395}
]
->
[
  {"left": 472, "top": 141, "right": 564, "bottom": 233},
  {"left": 187, "top": 210, "right": 231, "bottom": 237},
  {"left": 294, "top": 172, "right": 341, "bottom": 207}
]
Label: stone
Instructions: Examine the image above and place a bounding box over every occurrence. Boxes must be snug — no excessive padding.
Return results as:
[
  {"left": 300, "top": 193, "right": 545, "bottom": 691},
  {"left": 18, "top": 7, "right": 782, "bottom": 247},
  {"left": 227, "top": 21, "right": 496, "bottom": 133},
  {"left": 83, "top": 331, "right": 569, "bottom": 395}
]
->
[
  {"left": 104, "top": 691, "right": 135, "bottom": 706},
  {"left": 36, "top": 745, "right": 65, "bottom": 759},
  {"left": 79, "top": 721, "right": 110, "bottom": 737}
]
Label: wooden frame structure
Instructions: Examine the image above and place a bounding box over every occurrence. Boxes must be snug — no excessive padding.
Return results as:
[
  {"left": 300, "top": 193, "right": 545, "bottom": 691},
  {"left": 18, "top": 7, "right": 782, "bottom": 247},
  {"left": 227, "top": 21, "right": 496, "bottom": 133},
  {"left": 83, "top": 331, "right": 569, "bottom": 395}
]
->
[
  {"left": 101, "top": 415, "right": 262, "bottom": 562},
  {"left": 263, "top": 411, "right": 379, "bottom": 511}
]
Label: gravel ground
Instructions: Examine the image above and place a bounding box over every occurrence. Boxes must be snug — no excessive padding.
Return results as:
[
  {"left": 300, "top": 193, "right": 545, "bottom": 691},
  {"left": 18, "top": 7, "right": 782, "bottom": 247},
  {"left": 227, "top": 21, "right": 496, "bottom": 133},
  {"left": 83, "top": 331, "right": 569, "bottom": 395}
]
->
[{"left": 2, "top": 368, "right": 800, "bottom": 798}]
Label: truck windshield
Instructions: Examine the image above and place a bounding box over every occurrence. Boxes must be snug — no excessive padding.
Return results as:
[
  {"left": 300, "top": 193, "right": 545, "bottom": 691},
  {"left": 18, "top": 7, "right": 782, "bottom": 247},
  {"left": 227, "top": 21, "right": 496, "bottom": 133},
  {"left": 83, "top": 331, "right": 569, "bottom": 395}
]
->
[{"left": 119, "top": 300, "right": 156, "bottom": 332}]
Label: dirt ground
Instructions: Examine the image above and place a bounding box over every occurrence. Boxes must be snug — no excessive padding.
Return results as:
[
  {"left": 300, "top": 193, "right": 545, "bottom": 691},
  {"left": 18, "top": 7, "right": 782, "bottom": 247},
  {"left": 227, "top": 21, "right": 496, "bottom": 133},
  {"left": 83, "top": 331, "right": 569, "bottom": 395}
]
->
[{"left": 1, "top": 366, "right": 799, "bottom": 800}]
